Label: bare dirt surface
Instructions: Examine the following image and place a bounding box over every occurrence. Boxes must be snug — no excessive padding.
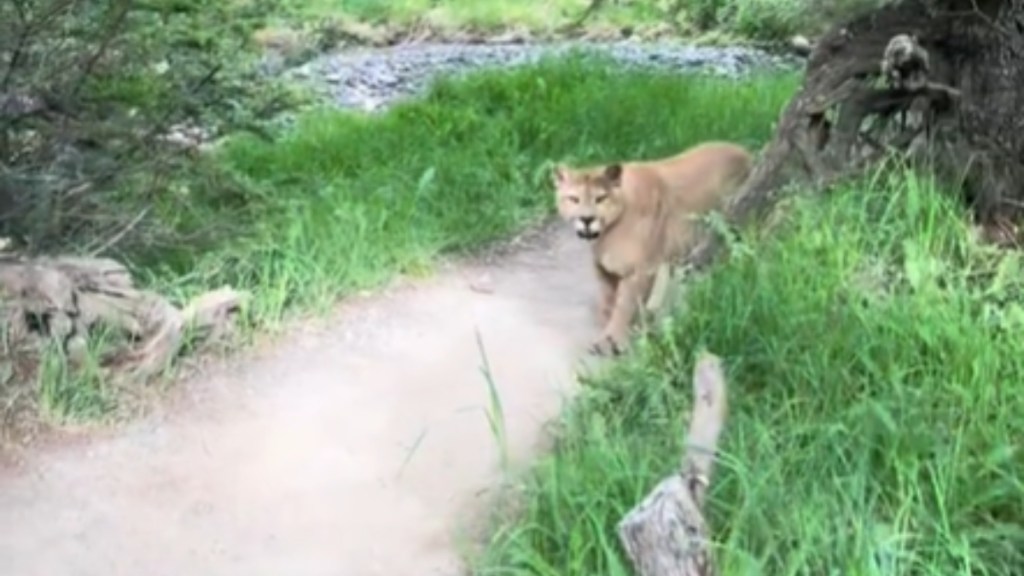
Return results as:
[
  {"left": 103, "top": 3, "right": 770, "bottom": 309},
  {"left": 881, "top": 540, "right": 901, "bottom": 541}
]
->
[{"left": 0, "top": 221, "right": 602, "bottom": 576}]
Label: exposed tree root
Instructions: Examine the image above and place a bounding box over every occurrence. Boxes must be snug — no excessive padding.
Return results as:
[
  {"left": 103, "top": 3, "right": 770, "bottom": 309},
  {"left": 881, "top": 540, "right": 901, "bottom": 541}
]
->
[
  {"left": 0, "top": 255, "right": 248, "bottom": 383},
  {"left": 680, "top": 0, "right": 1024, "bottom": 272}
]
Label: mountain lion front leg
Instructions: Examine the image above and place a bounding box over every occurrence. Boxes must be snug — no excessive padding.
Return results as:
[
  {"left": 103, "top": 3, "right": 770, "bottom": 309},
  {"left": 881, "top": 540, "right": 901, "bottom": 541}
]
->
[
  {"left": 594, "top": 263, "right": 618, "bottom": 325},
  {"left": 590, "top": 269, "right": 656, "bottom": 356}
]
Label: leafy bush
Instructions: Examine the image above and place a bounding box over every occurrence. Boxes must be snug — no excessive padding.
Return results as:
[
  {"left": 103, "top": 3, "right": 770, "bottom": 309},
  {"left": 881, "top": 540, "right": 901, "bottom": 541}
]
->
[
  {"left": 272, "top": 0, "right": 888, "bottom": 41},
  {"left": 0, "top": 0, "right": 300, "bottom": 254}
]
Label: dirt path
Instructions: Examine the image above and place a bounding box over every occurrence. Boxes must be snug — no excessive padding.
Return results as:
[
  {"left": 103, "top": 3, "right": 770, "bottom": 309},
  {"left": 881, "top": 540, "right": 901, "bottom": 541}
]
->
[{"left": 0, "top": 222, "right": 601, "bottom": 576}]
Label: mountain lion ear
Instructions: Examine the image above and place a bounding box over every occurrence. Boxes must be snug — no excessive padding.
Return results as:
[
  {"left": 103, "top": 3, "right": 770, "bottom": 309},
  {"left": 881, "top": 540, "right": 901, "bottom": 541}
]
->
[
  {"left": 603, "top": 163, "right": 623, "bottom": 185},
  {"left": 552, "top": 164, "right": 569, "bottom": 186}
]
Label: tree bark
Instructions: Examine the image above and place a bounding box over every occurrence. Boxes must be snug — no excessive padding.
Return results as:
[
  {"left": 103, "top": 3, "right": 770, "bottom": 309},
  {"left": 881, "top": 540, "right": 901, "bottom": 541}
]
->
[{"left": 682, "top": 0, "right": 1024, "bottom": 271}]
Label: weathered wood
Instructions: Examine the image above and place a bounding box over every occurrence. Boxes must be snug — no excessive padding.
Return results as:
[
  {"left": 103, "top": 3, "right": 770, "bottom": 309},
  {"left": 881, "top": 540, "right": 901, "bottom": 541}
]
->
[
  {"left": 0, "top": 255, "right": 248, "bottom": 381},
  {"left": 680, "top": 0, "right": 1024, "bottom": 272},
  {"left": 617, "top": 351, "right": 729, "bottom": 576}
]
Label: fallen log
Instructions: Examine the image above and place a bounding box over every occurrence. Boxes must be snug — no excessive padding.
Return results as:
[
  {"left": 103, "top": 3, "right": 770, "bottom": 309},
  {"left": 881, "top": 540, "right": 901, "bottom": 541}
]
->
[
  {"left": 617, "top": 351, "right": 729, "bottom": 576},
  {"left": 0, "top": 255, "right": 248, "bottom": 381}
]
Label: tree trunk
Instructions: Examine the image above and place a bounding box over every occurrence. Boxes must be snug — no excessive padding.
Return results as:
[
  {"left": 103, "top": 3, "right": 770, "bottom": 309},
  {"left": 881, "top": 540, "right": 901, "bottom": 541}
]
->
[{"left": 683, "top": 0, "right": 1024, "bottom": 270}]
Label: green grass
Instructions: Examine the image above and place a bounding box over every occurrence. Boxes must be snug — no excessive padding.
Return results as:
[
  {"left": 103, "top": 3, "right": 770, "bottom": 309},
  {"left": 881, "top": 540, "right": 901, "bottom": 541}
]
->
[
  {"left": 254, "top": 0, "right": 881, "bottom": 42},
  {"left": 476, "top": 165, "right": 1024, "bottom": 574}
]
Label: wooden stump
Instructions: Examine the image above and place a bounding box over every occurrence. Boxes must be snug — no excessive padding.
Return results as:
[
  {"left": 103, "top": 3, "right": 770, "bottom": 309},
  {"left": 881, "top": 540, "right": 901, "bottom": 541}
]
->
[{"left": 617, "top": 351, "right": 729, "bottom": 576}]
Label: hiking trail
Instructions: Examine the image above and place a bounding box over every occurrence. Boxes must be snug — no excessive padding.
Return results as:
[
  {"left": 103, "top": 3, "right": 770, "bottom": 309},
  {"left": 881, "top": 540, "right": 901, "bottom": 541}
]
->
[{"left": 0, "top": 221, "right": 601, "bottom": 576}]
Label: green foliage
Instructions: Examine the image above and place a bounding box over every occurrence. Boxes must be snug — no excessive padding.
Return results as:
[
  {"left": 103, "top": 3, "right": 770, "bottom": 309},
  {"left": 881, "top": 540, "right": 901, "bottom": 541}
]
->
[
  {"left": 681, "top": 0, "right": 885, "bottom": 38},
  {"left": 268, "top": 0, "right": 882, "bottom": 41},
  {"left": 38, "top": 339, "right": 116, "bottom": 424},
  {"left": 478, "top": 165, "right": 1024, "bottom": 574},
  {"left": 0, "top": 0, "right": 301, "bottom": 253},
  {"left": 726, "top": 0, "right": 807, "bottom": 39},
  {"left": 105, "top": 0, "right": 296, "bottom": 131}
]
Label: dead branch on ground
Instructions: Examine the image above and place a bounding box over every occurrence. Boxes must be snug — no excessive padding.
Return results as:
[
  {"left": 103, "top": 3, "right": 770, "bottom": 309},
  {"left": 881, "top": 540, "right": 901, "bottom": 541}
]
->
[{"left": 618, "top": 351, "right": 729, "bottom": 576}]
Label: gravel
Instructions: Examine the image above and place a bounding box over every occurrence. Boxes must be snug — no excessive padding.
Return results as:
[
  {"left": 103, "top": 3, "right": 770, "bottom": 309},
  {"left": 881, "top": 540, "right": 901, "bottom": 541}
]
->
[{"left": 283, "top": 40, "right": 802, "bottom": 112}]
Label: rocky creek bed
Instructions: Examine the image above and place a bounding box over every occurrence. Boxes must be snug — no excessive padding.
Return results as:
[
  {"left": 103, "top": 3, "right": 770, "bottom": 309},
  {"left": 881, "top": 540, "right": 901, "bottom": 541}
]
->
[
  {"left": 282, "top": 40, "right": 804, "bottom": 112},
  {"left": 166, "top": 40, "right": 805, "bottom": 148}
]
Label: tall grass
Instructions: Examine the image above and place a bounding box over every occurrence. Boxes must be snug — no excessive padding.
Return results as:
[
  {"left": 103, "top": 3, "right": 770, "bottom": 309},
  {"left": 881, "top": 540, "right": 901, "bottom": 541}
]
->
[{"left": 477, "top": 165, "right": 1024, "bottom": 574}]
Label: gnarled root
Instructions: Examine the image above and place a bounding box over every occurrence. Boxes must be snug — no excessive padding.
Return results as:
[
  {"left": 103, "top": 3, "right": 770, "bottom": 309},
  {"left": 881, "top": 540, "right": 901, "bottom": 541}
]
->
[
  {"left": 0, "top": 255, "right": 249, "bottom": 383},
  {"left": 678, "top": 0, "right": 992, "bottom": 273}
]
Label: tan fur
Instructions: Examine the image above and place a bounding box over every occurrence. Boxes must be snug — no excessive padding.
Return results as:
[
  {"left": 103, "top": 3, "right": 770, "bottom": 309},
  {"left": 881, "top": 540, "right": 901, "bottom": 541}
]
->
[{"left": 552, "top": 141, "right": 753, "bottom": 355}]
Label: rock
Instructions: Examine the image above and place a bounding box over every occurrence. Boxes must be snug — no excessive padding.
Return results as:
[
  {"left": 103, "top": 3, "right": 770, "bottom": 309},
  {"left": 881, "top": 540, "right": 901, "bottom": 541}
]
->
[
  {"left": 790, "top": 35, "right": 814, "bottom": 57},
  {"left": 468, "top": 274, "right": 495, "bottom": 294}
]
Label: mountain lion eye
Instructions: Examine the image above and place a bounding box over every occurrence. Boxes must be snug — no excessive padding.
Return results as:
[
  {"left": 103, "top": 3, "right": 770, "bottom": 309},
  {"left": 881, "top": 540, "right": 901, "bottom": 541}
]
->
[
  {"left": 568, "top": 196, "right": 580, "bottom": 204},
  {"left": 595, "top": 195, "right": 607, "bottom": 204}
]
